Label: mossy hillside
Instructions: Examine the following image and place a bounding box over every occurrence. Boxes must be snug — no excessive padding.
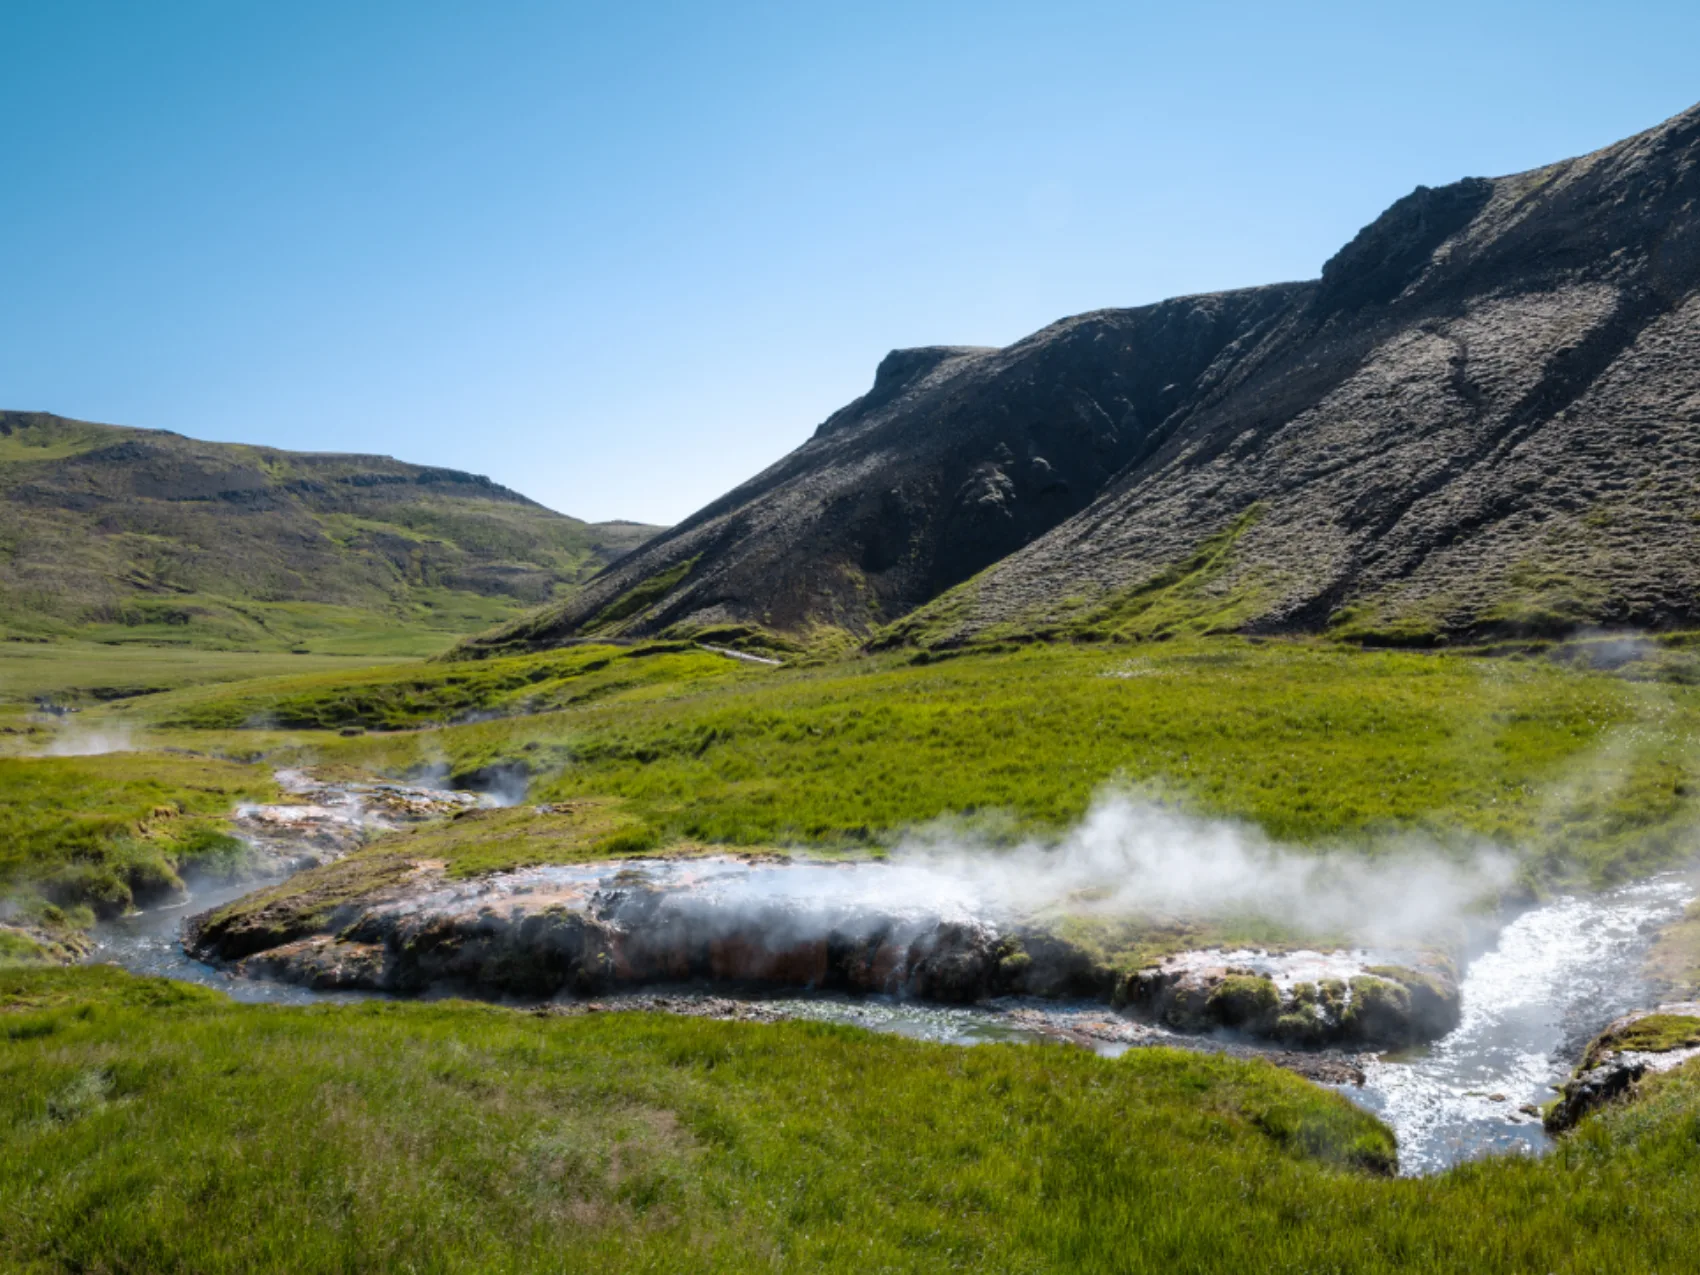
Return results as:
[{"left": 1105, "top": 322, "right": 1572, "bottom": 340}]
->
[
  {"left": 252, "top": 638, "right": 1700, "bottom": 888},
  {"left": 0, "top": 411, "right": 662, "bottom": 653},
  {"left": 13, "top": 966, "right": 1700, "bottom": 1272},
  {"left": 0, "top": 753, "right": 276, "bottom": 932},
  {"left": 880, "top": 507, "right": 1269, "bottom": 650},
  {"left": 584, "top": 556, "right": 700, "bottom": 635}
]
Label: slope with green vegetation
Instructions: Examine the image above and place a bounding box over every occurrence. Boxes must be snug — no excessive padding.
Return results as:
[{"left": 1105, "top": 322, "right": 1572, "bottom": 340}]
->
[
  {"left": 109, "top": 635, "right": 1700, "bottom": 892},
  {"left": 0, "top": 753, "right": 276, "bottom": 962},
  {"left": 6, "top": 964, "right": 1700, "bottom": 1273},
  {"left": 0, "top": 411, "right": 660, "bottom": 655},
  {"left": 466, "top": 102, "right": 1700, "bottom": 656}
]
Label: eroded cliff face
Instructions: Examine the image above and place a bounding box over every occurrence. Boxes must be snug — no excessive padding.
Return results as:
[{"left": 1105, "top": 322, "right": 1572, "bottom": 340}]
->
[
  {"left": 468, "top": 100, "right": 1700, "bottom": 655},
  {"left": 895, "top": 102, "right": 1700, "bottom": 645}
]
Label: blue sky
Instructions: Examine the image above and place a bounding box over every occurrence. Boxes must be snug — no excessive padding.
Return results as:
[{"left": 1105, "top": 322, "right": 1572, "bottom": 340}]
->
[{"left": 4, "top": 2, "right": 1697, "bottom": 524}]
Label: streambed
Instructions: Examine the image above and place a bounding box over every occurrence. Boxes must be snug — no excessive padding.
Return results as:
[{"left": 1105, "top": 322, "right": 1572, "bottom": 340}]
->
[{"left": 83, "top": 774, "right": 1698, "bottom": 1176}]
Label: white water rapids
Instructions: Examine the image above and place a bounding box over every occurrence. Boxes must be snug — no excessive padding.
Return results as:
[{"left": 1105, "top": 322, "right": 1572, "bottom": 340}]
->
[{"left": 1350, "top": 871, "right": 1696, "bottom": 1173}]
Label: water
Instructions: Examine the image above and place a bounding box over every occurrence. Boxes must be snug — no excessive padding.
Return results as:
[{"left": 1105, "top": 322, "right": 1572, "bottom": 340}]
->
[
  {"left": 81, "top": 773, "right": 1700, "bottom": 1174},
  {"left": 86, "top": 874, "right": 376, "bottom": 1006},
  {"left": 1349, "top": 871, "right": 1696, "bottom": 1174}
]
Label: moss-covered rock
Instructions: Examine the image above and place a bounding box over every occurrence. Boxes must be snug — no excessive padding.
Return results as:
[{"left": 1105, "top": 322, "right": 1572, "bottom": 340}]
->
[
  {"left": 1342, "top": 976, "right": 1412, "bottom": 1044},
  {"left": 1547, "top": 1005, "right": 1700, "bottom": 1132},
  {"left": 1206, "top": 974, "right": 1281, "bottom": 1031}
]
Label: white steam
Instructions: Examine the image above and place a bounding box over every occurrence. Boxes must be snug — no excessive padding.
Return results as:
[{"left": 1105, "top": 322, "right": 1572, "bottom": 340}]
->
[
  {"left": 887, "top": 793, "right": 1515, "bottom": 942},
  {"left": 36, "top": 723, "right": 136, "bottom": 757},
  {"left": 568, "top": 791, "right": 1516, "bottom": 948}
]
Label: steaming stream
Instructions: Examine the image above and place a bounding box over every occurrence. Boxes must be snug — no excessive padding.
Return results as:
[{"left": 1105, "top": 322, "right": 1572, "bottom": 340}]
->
[
  {"left": 82, "top": 773, "right": 1700, "bottom": 1176},
  {"left": 1349, "top": 871, "right": 1696, "bottom": 1174}
]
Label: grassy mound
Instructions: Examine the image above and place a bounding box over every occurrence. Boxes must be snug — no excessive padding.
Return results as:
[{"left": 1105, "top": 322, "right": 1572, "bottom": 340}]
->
[
  {"left": 0, "top": 753, "right": 275, "bottom": 952},
  {"left": 150, "top": 642, "right": 749, "bottom": 731}
]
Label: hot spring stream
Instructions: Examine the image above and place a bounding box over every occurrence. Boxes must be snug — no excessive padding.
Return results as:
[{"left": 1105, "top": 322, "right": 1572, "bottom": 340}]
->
[{"left": 84, "top": 776, "right": 1698, "bottom": 1176}]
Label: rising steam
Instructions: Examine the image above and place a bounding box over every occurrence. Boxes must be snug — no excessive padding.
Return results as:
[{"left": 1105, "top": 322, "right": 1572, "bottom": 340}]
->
[
  {"left": 605, "top": 790, "right": 1515, "bottom": 948},
  {"left": 889, "top": 793, "right": 1516, "bottom": 942}
]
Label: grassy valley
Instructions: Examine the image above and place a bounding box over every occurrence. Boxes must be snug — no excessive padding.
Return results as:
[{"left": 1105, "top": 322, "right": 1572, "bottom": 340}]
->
[
  {"left": 0, "top": 412, "right": 660, "bottom": 655},
  {"left": 9, "top": 585, "right": 1700, "bottom": 1270}
]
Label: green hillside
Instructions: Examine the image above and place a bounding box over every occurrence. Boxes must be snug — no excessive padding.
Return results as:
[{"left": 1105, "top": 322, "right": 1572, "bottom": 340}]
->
[{"left": 0, "top": 412, "right": 660, "bottom": 656}]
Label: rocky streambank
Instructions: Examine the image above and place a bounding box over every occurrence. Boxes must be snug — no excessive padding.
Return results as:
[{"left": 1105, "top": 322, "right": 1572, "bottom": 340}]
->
[
  {"left": 1117, "top": 948, "right": 1462, "bottom": 1048},
  {"left": 1545, "top": 1002, "right": 1700, "bottom": 1132},
  {"left": 188, "top": 849, "right": 1460, "bottom": 1051}
]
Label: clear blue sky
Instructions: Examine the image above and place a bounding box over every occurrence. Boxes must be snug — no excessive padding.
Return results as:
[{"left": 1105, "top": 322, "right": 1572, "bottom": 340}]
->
[{"left": 4, "top": 2, "right": 1697, "bottom": 524}]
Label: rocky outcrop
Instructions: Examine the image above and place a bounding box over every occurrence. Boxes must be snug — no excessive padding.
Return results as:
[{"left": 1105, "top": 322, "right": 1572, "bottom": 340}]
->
[
  {"left": 191, "top": 853, "right": 1457, "bottom": 1054},
  {"left": 1545, "top": 1003, "right": 1700, "bottom": 1131},
  {"left": 192, "top": 857, "right": 1116, "bottom": 1002},
  {"left": 456, "top": 288, "right": 1302, "bottom": 654},
  {"left": 470, "top": 100, "right": 1700, "bottom": 654},
  {"left": 1116, "top": 951, "right": 1461, "bottom": 1049}
]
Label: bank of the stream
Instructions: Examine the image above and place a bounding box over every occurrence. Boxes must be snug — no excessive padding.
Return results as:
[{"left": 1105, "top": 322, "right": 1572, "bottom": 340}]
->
[
  {"left": 74, "top": 773, "right": 1700, "bottom": 1176},
  {"left": 12, "top": 959, "right": 1700, "bottom": 1274}
]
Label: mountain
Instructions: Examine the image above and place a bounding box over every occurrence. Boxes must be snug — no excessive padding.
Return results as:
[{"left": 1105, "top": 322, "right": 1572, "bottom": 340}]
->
[
  {"left": 0, "top": 412, "right": 660, "bottom": 654},
  {"left": 463, "top": 99, "right": 1700, "bottom": 657}
]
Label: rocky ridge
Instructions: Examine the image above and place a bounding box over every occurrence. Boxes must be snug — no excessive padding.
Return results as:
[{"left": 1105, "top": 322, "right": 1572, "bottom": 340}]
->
[{"left": 467, "top": 100, "right": 1700, "bottom": 655}]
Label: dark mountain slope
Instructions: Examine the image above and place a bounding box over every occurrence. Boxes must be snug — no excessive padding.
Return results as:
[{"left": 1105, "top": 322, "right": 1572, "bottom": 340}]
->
[
  {"left": 0, "top": 413, "right": 660, "bottom": 653},
  {"left": 461, "top": 285, "right": 1302, "bottom": 654},
  {"left": 470, "top": 99, "right": 1700, "bottom": 657},
  {"left": 908, "top": 99, "right": 1700, "bottom": 646}
]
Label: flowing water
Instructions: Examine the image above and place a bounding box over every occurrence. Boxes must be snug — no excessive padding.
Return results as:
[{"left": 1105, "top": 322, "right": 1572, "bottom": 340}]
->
[
  {"left": 87, "top": 874, "right": 375, "bottom": 1006},
  {"left": 1349, "top": 870, "right": 1696, "bottom": 1174},
  {"left": 82, "top": 774, "right": 1700, "bottom": 1175}
]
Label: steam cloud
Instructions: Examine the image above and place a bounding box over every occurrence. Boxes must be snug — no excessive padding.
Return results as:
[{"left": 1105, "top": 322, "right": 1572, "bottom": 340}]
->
[
  {"left": 37, "top": 723, "right": 136, "bottom": 757},
  {"left": 667, "top": 791, "right": 1517, "bottom": 946}
]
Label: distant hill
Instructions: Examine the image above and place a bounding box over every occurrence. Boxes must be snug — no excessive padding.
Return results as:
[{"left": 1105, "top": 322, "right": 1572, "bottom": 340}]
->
[
  {"left": 0, "top": 412, "right": 661, "bottom": 655},
  {"left": 462, "top": 99, "right": 1700, "bottom": 657}
]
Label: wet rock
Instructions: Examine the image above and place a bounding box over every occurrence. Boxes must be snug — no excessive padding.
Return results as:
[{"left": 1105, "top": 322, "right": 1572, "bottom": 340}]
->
[
  {"left": 1545, "top": 1003, "right": 1700, "bottom": 1132},
  {"left": 228, "top": 770, "right": 495, "bottom": 877},
  {"left": 1116, "top": 950, "right": 1459, "bottom": 1048},
  {"left": 192, "top": 852, "right": 1128, "bottom": 1005}
]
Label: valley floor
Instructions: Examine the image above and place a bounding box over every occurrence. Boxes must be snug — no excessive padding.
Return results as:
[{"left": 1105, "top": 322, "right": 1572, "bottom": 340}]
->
[{"left": 6, "top": 634, "right": 1700, "bottom": 1268}]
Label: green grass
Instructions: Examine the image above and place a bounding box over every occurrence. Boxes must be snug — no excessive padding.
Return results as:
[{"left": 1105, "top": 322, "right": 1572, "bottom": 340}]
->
[
  {"left": 8, "top": 964, "right": 1700, "bottom": 1273},
  {"left": 144, "top": 641, "right": 751, "bottom": 731},
  {"left": 205, "top": 638, "right": 1700, "bottom": 889},
  {"left": 0, "top": 639, "right": 409, "bottom": 708},
  {"left": 1584, "top": 1014, "right": 1700, "bottom": 1067},
  {"left": 0, "top": 752, "right": 276, "bottom": 932}
]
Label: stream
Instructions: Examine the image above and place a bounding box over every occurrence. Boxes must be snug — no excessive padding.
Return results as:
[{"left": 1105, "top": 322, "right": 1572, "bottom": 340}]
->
[{"left": 83, "top": 776, "right": 1698, "bottom": 1176}]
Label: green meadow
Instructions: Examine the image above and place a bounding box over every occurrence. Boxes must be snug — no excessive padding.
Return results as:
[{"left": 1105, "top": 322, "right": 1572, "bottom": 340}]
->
[
  {"left": 119, "top": 635, "right": 1700, "bottom": 888},
  {"left": 5, "top": 963, "right": 1700, "bottom": 1274},
  {"left": 5, "top": 632, "right": 1700, "bottom": 1272}
]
